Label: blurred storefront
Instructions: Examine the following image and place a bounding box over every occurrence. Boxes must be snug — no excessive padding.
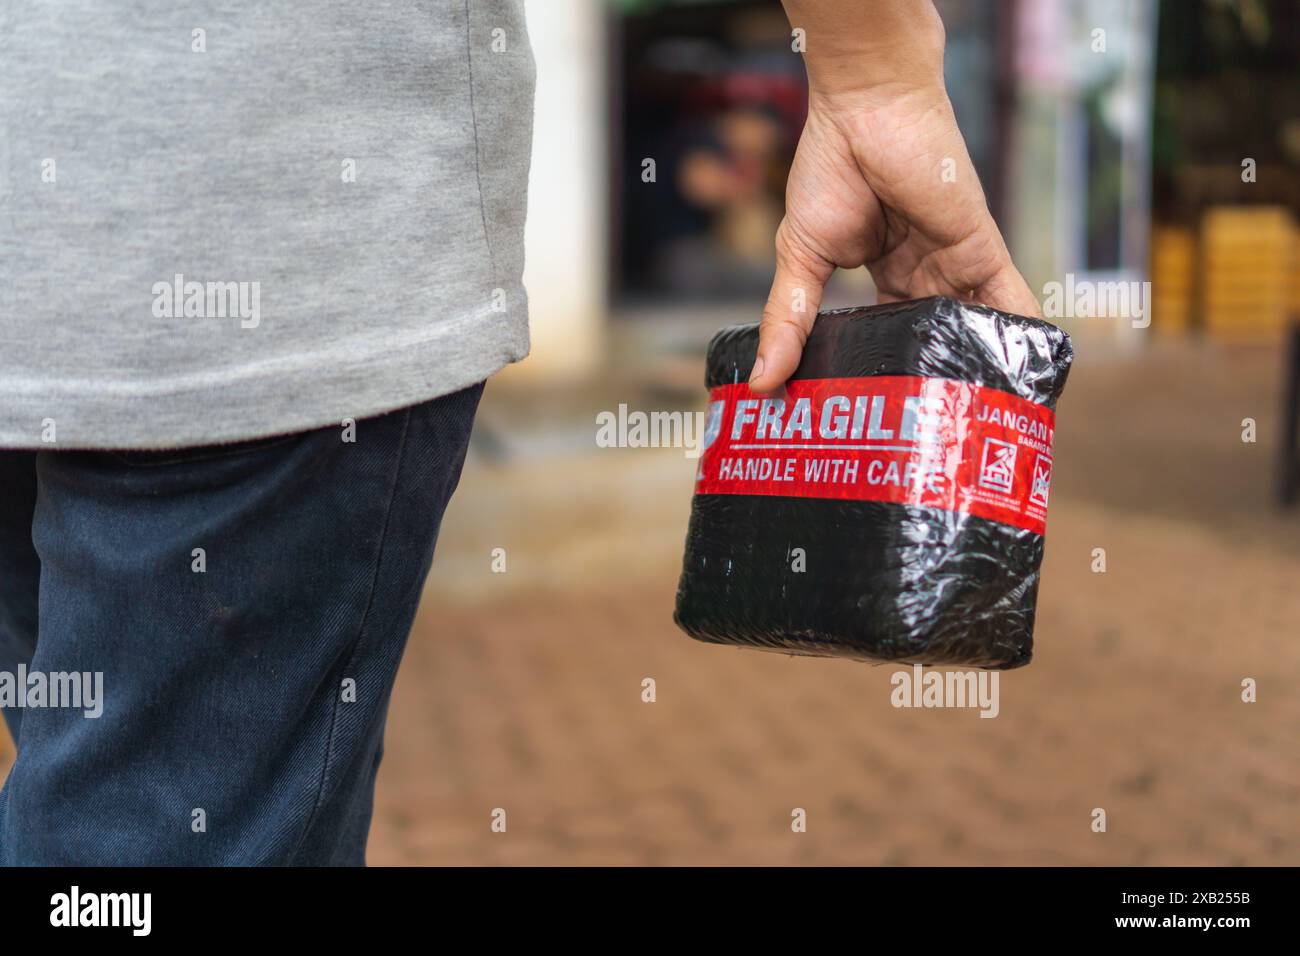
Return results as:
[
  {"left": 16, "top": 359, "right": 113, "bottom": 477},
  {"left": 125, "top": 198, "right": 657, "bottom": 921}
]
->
[
  {"left": 1147, "top": 0, "right": 1300, "bottom": 339},
  {"left": 515, "top": 0, "right": 1298, "bottom": 381}
]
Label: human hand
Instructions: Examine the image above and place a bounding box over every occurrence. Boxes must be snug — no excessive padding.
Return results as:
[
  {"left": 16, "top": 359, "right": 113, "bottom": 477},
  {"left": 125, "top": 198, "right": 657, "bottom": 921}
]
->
[{"left": 752, "top": 6, "right": 1040, "bottom": 392}]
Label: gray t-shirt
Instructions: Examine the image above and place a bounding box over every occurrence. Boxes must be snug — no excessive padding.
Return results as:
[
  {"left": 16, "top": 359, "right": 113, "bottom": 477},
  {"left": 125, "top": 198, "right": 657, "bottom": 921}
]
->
[{"left": 0, "top": 1, "right": 535, "bottom": 449}]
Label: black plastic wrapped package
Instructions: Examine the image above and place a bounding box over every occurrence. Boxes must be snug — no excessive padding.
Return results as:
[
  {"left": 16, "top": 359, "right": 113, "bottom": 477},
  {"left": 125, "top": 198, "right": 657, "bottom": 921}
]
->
[{"left": 674, "top": 296, "right": 1073, "bottom": 669}]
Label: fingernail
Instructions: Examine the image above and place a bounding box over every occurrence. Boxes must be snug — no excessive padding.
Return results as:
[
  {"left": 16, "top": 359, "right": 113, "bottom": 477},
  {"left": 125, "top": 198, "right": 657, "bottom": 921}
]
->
[{"left": 749, "top": 355, "right": 765, "bottom": 384}]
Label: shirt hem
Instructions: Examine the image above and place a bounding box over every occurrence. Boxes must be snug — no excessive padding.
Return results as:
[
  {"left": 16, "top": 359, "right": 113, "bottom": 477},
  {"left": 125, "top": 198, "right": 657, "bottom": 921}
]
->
[{"left": 0, "top": 306, "right": 529, "bottom": 450}]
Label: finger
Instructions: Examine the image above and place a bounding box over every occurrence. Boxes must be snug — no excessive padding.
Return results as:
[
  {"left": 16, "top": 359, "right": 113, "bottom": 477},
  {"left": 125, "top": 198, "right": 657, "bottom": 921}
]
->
[
  {"left": 935, "top": 222, "right": 1043, "bottom": 320},
  {"left": 973, "top": 261, "right": 1042, "bottom": 319},
  {"left": 752, "top": 226, "right": 833, "bottom": 393}
]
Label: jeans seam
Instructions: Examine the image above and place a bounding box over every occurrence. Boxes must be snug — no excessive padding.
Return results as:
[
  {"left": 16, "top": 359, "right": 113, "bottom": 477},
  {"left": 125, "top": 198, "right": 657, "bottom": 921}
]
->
[{"left": 279, "top": 405, "right": 414, "bottom": 865}]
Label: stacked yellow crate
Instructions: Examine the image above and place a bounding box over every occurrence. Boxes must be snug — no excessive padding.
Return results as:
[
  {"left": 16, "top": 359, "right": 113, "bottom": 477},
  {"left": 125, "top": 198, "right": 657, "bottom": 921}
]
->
[
  {"left": 1201, "top": 205, "right": 1296, "bottom": 340},
  {"left": 1294, "top": 227, "right": 1300, "bottom": 316},
  {"left": 1150, "top": 225, "right": 1195, "bottom": 333}
]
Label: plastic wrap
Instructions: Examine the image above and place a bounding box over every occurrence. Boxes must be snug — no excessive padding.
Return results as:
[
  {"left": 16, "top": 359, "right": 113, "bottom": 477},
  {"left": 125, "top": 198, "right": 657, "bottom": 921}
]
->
[{"left": 673, "top": 295, "right": 1073, "bottom": 669}]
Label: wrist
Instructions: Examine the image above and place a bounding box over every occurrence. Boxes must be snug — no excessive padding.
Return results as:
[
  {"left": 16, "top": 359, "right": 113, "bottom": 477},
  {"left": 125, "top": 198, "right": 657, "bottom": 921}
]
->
[
  {"left": 807, "top": 77, "right": 951, "bottom": 126},
  {"left": 785, "top": 1, "right": 947, "bottom": 99}
]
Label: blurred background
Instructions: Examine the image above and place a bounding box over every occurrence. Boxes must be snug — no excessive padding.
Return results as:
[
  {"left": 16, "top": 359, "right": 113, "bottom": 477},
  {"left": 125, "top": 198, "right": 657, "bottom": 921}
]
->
[{"left": 4, "top": 0, "right": 1298, "bottom": 865}]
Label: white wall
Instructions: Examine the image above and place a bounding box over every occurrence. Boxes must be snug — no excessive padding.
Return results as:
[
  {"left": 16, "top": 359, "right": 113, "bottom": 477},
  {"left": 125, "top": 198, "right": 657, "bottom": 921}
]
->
[{"left": 515, "top": 0, "right": 607, "bottom": 382}]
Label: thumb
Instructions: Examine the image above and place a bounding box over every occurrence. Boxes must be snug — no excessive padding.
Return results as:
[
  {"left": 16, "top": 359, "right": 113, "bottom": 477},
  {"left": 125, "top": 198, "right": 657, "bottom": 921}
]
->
[{"left": 751, "top": 224, "right": 833, "bottom": 394}]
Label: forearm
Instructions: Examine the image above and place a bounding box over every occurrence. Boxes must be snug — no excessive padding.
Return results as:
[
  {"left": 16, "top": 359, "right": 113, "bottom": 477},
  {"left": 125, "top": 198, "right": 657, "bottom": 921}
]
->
[{"left": 780, "top": 0, "right": 947, "bottom": 98}]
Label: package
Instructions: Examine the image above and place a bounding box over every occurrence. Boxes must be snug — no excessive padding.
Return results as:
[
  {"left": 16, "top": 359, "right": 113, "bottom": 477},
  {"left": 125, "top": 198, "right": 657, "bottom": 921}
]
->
[{"left": 674, "top": 296, "right": 1073, "bottom": 669}]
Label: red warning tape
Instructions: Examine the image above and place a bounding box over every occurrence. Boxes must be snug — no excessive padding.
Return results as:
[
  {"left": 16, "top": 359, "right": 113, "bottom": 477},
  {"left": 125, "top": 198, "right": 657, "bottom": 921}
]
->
[{"left": 695, "top": 376, "right": 1056, "bottom": 535}]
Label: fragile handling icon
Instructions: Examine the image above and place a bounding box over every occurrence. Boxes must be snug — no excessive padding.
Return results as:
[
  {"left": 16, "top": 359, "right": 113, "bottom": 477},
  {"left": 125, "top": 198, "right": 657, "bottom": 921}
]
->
[
  {"left": 1029, "top": 454, "right": 1053, "bottom": 508},
  {"left": 978, "top": 438, "right": 1018, "bottom": 494}
]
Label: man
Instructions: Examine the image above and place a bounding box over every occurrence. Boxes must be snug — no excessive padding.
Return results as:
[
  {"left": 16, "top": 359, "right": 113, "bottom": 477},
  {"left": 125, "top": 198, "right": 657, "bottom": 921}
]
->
[{"left": 0, "top": 0, "right": 1036, "bottom": 864}]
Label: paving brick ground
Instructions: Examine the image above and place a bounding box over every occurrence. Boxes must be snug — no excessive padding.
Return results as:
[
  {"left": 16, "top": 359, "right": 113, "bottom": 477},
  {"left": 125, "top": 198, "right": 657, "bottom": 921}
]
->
[
  {"left": 367, "top": 337, "right": 1300, "bottom": 865},
  {"left": 4, "top": 336, "right": 1299, "bottom": 865}
]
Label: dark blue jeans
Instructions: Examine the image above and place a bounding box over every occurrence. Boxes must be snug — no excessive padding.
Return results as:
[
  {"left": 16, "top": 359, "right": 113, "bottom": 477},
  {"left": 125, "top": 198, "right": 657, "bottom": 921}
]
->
[{"left": 0, "top": 384, "right": 483, "bottom": 865}]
